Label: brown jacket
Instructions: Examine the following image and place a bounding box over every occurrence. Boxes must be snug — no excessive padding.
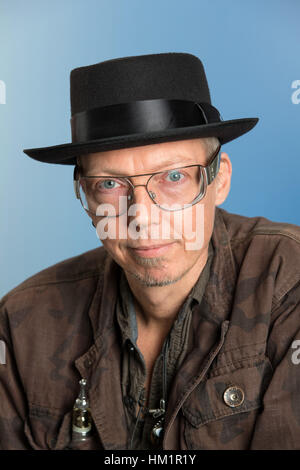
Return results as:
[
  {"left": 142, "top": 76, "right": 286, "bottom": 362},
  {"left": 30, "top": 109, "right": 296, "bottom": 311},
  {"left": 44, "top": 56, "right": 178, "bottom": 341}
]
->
[{"left": 1, "top": 207, "right": 300, "bottom": 450}]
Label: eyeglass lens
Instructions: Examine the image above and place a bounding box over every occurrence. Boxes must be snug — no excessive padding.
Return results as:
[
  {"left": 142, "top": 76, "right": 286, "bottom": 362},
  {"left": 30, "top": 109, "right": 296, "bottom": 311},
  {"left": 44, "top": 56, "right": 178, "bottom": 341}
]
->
[{"left": 78, "top": 166, "right": 205, "bottom": 215}]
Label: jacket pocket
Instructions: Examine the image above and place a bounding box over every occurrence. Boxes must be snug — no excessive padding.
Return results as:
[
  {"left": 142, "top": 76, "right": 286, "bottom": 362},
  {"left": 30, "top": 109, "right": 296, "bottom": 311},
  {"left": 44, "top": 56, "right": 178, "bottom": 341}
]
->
[
  {"left": 24, "top": 408, "right": 102, "bottom": 450},
  {"left": 181, "top": 356, "right": 273, "bottom": 449},
  {"left": 23, "top": 408, "right": 73, "bottom": 450}
]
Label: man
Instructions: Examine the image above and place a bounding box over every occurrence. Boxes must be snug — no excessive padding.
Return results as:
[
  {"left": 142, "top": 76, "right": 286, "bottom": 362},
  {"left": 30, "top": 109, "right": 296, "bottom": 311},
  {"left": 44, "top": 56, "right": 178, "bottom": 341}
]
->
[{"left": 1, "top": 52, "right": 300, "bottom": 450}]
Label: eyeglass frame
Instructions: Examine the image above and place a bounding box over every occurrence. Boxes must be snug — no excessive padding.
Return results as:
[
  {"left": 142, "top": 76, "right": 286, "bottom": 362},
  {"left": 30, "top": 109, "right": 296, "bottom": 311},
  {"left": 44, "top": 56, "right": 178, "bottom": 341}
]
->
[{"left": 73, "top": 143, "right": 221, "bottom": 216}]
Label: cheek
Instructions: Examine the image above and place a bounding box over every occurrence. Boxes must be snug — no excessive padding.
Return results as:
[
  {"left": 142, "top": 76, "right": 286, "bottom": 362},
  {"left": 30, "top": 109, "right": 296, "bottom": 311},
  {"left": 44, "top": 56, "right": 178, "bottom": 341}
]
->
[
  {"left": 100, "top": 238, "right": 127, "bottom": 266},
  {"left": 176, "top": 201, "right": 214, "bottom": 247}
]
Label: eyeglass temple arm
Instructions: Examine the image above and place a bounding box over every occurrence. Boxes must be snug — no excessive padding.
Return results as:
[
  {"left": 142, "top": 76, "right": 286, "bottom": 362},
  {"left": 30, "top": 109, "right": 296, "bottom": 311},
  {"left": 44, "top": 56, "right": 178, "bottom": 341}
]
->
[
  {"left": 73, "top": 165, "right": 80, "bottom": 199},
  {"left": 204, "top": 145, "right": 221, "bottom": 185}
]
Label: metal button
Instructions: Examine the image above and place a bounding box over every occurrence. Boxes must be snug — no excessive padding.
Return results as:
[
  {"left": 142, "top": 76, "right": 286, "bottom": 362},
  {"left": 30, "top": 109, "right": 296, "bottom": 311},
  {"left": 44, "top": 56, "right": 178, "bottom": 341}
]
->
[
  {"left": 223, "top": 385, "right": 244, "bottom": 407},
  {"left": 84, "top": 358, "right": 93, "bottom": 368}
]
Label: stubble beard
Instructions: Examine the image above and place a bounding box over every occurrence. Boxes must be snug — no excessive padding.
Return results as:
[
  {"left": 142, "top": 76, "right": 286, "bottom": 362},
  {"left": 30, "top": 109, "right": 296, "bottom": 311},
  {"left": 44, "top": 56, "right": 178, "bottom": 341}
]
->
[{"left": 125, "top": 251, "right": 200, "bottom": 287}]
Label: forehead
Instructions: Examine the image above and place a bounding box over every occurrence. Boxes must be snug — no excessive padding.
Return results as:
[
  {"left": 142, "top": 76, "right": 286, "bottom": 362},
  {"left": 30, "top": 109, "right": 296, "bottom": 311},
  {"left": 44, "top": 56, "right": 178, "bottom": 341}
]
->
[{"left": 79, "top": 138, "right": 208, "bottom": 175}]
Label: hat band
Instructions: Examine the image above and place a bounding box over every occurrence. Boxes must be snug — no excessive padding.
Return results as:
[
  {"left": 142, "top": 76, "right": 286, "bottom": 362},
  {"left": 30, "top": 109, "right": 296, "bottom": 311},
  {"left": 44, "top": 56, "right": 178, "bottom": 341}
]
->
[{"left": 70, "top": 99, "right": 220, "bottom": 143}]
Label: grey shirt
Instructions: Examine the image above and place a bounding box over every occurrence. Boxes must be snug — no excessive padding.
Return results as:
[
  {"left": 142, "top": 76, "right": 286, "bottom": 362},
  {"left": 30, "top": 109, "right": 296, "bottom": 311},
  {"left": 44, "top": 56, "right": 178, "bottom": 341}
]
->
[{"left": 115, "top": 240, "right": 214, "bottom": 449}]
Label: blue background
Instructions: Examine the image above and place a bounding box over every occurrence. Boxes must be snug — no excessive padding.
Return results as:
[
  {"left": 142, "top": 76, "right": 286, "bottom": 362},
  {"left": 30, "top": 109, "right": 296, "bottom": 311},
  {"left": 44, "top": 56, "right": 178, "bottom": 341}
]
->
[{"left": 1, "top": 0, "right": 299, "bottom": 297}]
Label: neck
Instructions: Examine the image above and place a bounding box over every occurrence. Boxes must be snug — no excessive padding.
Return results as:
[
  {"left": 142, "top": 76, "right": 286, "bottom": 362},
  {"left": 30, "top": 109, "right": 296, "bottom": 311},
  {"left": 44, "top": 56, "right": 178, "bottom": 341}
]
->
[{"left": 124, "top": 247, "right": 209, "bottom": 332}]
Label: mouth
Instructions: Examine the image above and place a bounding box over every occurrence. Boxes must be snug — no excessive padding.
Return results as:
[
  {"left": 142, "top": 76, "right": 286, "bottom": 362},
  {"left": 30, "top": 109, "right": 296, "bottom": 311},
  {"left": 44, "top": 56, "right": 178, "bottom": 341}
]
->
[{"left": 128, "top": 242, "right": 176, "bottom": 257}]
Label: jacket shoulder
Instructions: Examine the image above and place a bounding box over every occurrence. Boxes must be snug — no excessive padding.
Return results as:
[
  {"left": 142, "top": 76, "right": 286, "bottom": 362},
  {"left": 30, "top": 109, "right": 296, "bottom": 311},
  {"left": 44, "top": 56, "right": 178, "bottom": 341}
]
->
[
  {"left": 216, "top": 207, "right": 300, "bottom": 303},
  {"left": 217, "top": 207, "right": 300, "bottom": 244},
  {"left": 0, "top": 245, "right": 108, "bottom": 305}
]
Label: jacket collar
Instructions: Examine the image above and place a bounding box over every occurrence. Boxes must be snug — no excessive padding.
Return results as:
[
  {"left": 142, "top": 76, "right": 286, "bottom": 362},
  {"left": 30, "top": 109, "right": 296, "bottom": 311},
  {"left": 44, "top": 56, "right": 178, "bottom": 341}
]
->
[{"left": 203, "top": 206, "right": 237, "bottom": 322}]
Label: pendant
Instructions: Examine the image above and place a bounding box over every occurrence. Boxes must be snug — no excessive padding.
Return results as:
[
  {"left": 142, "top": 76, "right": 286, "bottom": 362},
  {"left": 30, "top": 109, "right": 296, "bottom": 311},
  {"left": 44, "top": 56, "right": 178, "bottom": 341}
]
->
[
  {"left": 149, "top": 398, "right": 166, "bottom": 446},
  {"left": 151, "top": 417, "right": 164, "bottom": 445},
  {"left": 72, "top": 378, "right": 93, "bottom": 441}
]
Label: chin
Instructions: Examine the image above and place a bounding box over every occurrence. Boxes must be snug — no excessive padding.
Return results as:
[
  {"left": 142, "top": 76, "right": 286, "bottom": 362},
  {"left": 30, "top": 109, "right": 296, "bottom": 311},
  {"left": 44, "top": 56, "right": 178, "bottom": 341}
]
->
[{"left": 126, "top": 270, "right": 182, "bottom": 288}]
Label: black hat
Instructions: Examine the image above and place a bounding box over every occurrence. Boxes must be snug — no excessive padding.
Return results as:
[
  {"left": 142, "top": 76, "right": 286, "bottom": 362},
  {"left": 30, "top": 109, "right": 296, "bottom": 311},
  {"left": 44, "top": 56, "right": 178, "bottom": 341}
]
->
[{"left": 23, "top": 52, "right": 259, "bottom": 165}]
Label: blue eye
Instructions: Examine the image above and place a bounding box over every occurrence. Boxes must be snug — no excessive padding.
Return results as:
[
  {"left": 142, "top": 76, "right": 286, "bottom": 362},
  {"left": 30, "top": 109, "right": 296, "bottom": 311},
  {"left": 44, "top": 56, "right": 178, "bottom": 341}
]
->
[
  {"left": 104, "top": 180, "right": 118, "bottom": 189},
  {"left": 98, "top": 179, "right": 121, "bottom": 190},
  {"left": 166, "top": 170, "right": 184, "bottom": 182}
]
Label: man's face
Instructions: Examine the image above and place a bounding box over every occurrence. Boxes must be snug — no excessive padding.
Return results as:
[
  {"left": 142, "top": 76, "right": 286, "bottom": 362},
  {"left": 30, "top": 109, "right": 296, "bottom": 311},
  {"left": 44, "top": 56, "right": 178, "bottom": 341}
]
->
[{"left": 79, "top": 138, "right": 231, "bottom": 287}]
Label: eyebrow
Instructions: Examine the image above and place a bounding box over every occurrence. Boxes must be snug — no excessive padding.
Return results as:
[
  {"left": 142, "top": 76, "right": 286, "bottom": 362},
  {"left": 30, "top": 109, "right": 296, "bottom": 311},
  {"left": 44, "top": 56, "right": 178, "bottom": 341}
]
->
[{"left": 85, "top": 157, "right": 195, "bottom": 176}]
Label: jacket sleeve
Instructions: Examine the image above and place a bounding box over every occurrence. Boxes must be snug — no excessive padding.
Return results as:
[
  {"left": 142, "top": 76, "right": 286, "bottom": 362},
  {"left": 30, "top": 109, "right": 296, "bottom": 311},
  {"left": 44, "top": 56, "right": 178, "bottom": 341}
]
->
[
  {"left": 249, "top": 280, "right": 300, "bottom": 449},
  {"left": 0, "top": 298, "right": 31, "bottom": 449}
]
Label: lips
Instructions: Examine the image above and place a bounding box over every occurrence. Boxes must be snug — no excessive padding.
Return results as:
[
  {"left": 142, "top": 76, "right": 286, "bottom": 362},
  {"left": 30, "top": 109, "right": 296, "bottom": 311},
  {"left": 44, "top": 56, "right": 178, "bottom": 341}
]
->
[
  {"left": 128, "top": 243, "right": 173, "bottom": 249},
  {"left": 128, "top": 242, "right": 175, "bottom": 257}
]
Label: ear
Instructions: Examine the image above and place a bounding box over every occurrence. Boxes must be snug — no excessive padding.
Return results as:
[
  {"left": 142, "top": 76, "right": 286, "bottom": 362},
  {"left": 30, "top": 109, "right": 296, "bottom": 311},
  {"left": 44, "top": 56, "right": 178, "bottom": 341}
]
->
[
  {"left": 215, "top": 152, "right": 232, "bottom": 206},
  {"left": 86, "top": 212, "right": 96, "bottom": 228}
]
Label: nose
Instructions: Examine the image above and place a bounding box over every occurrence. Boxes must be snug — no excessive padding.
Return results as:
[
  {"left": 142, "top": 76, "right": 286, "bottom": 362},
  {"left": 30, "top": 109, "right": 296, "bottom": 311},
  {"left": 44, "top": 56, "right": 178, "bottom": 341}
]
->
[
  {"left": 127, "top": 184, "right": 154, "bottom": 216},
  {"left": 127, "top": 183, "right": 160, "bottom": 236},
  {"left": 128, "top": 183, "right": 153, "bottom": 202}
]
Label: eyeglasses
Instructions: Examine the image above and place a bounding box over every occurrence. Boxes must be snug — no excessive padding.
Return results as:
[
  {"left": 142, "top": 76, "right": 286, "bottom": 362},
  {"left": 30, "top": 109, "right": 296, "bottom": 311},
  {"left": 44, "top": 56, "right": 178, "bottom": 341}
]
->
[{"left": 73, "top": 144, "right": 221, "bottom": 217}]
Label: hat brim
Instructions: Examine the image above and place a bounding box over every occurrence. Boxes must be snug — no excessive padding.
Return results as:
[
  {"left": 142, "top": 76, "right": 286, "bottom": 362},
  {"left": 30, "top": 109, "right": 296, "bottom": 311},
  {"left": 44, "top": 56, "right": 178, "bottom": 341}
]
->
[{"left": 23, "top": 118, "right": 258, "bottom": 165}]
